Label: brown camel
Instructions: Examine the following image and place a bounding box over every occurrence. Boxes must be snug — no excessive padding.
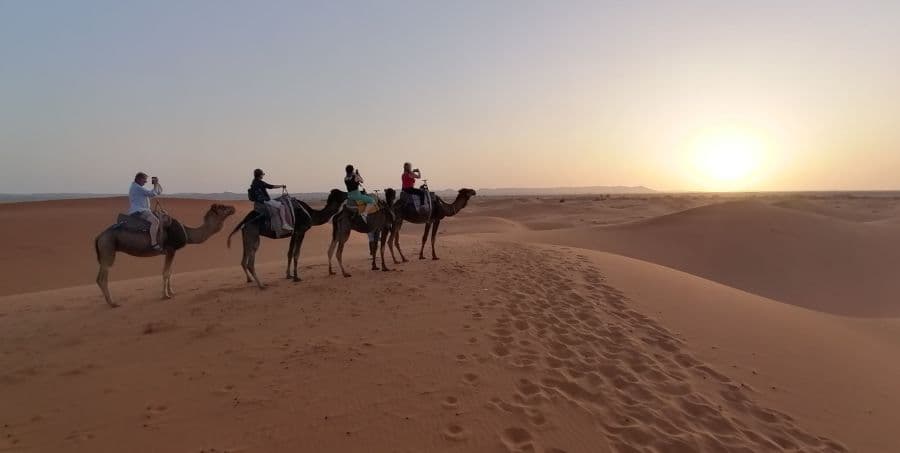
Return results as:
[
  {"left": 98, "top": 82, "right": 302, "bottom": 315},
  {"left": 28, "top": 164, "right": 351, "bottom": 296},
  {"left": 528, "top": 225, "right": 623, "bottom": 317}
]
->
[
  {"left": 227, "top": 189, "right": 347, "bottom": 288},
  {"left": 94, "top": 204, "right": 237, "bottom": 307},
  {"left": 327, "top": 189, "right": 396, "bottom": 277},
  {"left": 387, "top": 188, "right": 476, "bottom": 262}
]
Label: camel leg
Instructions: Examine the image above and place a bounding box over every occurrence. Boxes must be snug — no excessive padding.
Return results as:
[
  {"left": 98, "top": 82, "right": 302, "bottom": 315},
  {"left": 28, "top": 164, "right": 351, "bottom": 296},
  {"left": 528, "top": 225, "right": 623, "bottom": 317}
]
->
[
  {"left": 380, "top": 228, "right": 391, "bottom": 272},
  {"left": 95, "top": 236, "right": 118, "bottom": 308},
  {"left": 395, "top": 226, "right": 408, "bottom": 263},
  {"left": 369, "top": 235, "right": 378, "bottom": 271},
  {"left": 327, "top": 238, "right": 338, "bottom": 276},
  {"left": 162, "top": 250, "right": 175, "bottom": 299},
  {"left": 389, "top": 220, "right": 407, "bottom": 264},
  {"left": 336, "top": 239, "right": 351, "bottom": 277},
  {"left": 386, "top": 228, "right": 398, "bottom": 264},
  {"left": 430, "top": 219, "right": 441, "bottom": 260},
  {"left": 240, "top": 230, "right": 254, "bottom": 283},
  {"left": 285, "top": 233, "right": 296, "bottom": 279},
  {"left": 96, "top": 263, "right": 116, "bottom": 308},
  {"left": 419, "top": 222, "right": 431, "bottom": 260},
  {"left": 291, "top": 230, "right": 306, "bottom": 282},
  {"left": 246, "top": 232, "right": 265, "bottom": 289}
]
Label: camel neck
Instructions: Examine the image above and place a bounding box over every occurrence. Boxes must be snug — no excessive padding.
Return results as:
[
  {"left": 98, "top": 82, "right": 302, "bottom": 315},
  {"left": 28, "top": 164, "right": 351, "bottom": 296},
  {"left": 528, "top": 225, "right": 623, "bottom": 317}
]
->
[
  {"left": 442, "top": 195, "right": 470, "bottom": 216},
  {"left": 185, "top": 219, "right": 222, "bottom": 244},
  {"left": 304, "top": 199, "right": 343, "bottom": 226}
]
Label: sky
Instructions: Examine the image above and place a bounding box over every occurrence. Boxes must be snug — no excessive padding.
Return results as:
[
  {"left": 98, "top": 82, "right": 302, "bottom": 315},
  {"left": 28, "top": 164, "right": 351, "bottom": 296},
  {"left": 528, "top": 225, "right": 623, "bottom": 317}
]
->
[{"left": 1, "top": 0, "right": 899, "bottom": 194}]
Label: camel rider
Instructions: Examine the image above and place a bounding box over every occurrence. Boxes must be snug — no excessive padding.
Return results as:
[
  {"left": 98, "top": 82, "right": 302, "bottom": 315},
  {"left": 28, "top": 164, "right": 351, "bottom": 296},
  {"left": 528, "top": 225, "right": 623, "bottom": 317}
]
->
[
  {"left": 345, "top": 165, "right": 377, "bottom": 220},
  {"left": 249, "top": 169, "right": 292, "bottom": 233},
  {"left": 401, "top": 162, "right": 424, "bottom": 205},
  {"left": 128, "top": 172, "right": 164, "bottom": 252}
]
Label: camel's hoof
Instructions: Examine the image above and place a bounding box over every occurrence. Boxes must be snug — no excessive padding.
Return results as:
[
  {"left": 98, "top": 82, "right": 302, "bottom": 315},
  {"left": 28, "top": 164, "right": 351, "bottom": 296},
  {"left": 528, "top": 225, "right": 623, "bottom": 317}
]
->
[
  {"left": 402, "top": 259, "right": 409, "bottom": 263},
  {"left": 246, "top": 279, "right": 253, "bottom": 283},
  {"left": 382, "top": 268, "right": 391, "bottom": 272},
  {"left": 162, "top": 295, "right": 172, "bottom": 300},
  {"left": 258, "top": 285, "right": 267, "bottom": 291},
  {"left": 419, "top": 256, "right": 426, "bottom": 260},
  {"left": 285, "top": 275, "right": 293, "bottom": 280},
  {"left": 343, "top": 273, "right": 352, "bottom": 278},
  {"left": 432, "top": 257, "right": 440, "bottom": 261},
  {"left": 292, "top": 277, "right": 302, "bottom": 283},
  {"left": 107, "top": 302, "right": 120, "bottom": 309}
]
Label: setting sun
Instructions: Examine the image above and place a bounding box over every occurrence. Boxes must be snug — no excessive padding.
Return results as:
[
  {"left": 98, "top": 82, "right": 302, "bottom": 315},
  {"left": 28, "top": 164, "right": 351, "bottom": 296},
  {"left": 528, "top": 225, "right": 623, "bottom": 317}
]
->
[{"left": 691, "top": 129, "right": 765, "bottom": 190}]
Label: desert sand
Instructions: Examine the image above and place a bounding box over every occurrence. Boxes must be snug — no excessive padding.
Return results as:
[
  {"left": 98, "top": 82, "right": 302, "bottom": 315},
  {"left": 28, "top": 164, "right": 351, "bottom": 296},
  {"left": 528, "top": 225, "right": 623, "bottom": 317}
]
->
[{"left": 1, "top": 193, "right": 899, "bottom": 452}]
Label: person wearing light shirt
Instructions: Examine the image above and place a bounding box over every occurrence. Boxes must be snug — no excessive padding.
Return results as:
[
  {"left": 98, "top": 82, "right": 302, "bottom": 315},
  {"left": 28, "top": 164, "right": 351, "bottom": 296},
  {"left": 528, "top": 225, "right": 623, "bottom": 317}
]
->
[{"left": 128, "top": 172, "right": 163, "bottom": 252}]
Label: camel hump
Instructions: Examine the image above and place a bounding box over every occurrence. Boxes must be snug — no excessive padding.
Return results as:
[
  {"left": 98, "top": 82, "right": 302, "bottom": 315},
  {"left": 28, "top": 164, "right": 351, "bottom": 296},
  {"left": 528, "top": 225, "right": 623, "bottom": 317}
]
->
[
  {"left": 115, "top": 213, "right": 152, "bottom": 232},
  {"left": 112, "top": 213, "right": 184, "bottom": 251},
  {"left": 114, "top": 212, "right": 173, "bottom": 231}
]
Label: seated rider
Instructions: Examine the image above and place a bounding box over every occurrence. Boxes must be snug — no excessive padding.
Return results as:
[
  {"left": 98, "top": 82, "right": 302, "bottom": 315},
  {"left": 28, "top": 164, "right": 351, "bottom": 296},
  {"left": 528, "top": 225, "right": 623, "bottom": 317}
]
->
[
  {"left": 345, "top": 165, "right": 376, "bottom": 220},
  {"left": 128, "top": 172, "right": 164, "bottom": 252},
  {"left": 401, "top": 162, "right": 424, "bottom": 200},
  {"left": 249, "top": 168, "right": 292, "bottom": 233}
]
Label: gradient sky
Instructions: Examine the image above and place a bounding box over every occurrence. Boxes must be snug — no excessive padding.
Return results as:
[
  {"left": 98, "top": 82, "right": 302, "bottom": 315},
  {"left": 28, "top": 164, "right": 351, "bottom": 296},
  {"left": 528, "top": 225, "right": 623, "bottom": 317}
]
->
[{"left": 2, "top": 1, "right": 898, "bottom": 193}]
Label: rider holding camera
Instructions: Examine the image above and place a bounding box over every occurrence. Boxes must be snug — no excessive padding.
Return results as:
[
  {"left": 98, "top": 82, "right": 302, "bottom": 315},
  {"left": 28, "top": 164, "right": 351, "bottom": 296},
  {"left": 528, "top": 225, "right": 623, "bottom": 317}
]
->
[{"left": 128, "top": 172, "right": 164, "bottom": 252}]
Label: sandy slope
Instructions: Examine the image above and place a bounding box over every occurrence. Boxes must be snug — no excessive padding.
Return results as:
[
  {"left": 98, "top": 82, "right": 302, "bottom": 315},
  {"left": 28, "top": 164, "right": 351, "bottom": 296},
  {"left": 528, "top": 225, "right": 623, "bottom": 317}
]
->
[
  {"left": 1, "top": 194, "right": 900, "bottom": 452},
  {"left": 0, "top": 238, "right": 856, "bottom": 452}
]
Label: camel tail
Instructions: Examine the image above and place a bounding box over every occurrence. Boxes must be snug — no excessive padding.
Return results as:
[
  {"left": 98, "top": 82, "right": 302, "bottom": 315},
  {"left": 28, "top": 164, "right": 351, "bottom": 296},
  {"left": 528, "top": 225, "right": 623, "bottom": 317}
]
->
[
  {"left": 94, "top": 235, "right": 101, "bottom": 263},
  {"left": 227, "top": 221, "right": 243, "bottom": 249}
]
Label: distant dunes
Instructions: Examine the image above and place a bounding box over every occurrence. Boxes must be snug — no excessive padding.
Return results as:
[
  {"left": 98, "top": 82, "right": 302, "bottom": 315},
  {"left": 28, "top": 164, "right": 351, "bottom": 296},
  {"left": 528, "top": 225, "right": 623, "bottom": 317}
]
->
[{"left": 519, "top": 200, "right": 900, "bottom": 317}]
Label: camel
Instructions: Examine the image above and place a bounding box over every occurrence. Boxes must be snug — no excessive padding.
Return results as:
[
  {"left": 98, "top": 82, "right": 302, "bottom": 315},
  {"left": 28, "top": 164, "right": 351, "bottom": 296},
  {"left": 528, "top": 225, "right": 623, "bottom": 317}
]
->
[
  {"left": 227, "top": 189, "right": 347, "bottom": 288},
  {"left": 94, "top": 203, "right": 237, "bottom": 307},
  {"left": 387, "top": 188, "right": 477, "bottom": 262},
  {"left": 327, "top": 189, "right": 396, "bottom": 277}
]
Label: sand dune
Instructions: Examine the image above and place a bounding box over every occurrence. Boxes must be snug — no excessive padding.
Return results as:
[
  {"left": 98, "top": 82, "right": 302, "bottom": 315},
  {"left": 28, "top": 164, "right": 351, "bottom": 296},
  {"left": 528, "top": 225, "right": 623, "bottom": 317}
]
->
[
  {"left": 773, "top": 196, "right": 900, "bottom": 223},
  {"left": 1, "top": 194, "right": 899, "bottom": 451},
  {"left": 580, "top": 247, "right": 900, "bottom": 452},
  {"left": 0, "top": 238, "right": 855, "bottom": 452},
  {"left": 518, "top": 200, "right": 900, "bottom": 317}
]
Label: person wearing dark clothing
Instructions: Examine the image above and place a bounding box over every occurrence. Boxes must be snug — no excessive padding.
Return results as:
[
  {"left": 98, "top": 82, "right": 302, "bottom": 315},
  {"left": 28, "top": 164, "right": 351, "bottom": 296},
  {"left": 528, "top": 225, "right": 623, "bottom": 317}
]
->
[
  {"left": 344, "top": 165, "right": 376, "bottom": 221},
  {"left": 249, "top": 169, "right": 292, "bottom": 233}
]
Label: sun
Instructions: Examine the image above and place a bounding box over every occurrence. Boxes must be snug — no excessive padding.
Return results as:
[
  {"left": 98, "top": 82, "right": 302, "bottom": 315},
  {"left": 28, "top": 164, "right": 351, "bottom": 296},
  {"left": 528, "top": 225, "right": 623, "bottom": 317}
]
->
[{"left": 691, "top": 129, "right": 764, "bottom": 190}]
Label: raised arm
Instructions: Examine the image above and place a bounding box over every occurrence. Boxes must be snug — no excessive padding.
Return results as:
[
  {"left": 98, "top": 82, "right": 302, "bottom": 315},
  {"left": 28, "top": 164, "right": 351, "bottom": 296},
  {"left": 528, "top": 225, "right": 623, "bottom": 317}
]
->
[{"left": 137, "top": 183, "right": 162, "bottom": 198}]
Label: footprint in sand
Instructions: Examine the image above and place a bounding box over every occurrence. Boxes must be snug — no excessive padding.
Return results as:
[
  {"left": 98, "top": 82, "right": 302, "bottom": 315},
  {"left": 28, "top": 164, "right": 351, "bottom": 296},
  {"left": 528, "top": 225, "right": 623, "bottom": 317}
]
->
[
  {"left": 492, "top": 345, "right": 510, "bottom": 357},
  {"left": 462, "top": 373, "right": 479, "bottom": 385},
  {"left": 442, "top": 396, "right": 460, "bottom": 409},
  {"left": 143, "top": 404, "right": 169, "bottom": 425},
  {"left": 442, "top": 424, "right": 468, "bottom": 441},
  {"left": 500, "top": 427, "right": 535, "bottom": 452}
]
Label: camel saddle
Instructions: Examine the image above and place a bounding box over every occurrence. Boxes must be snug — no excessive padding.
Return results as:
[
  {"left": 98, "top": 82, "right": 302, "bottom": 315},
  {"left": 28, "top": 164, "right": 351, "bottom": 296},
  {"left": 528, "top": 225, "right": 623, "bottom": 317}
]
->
[
  {"left": 113, "top": 213, "right": 188, "bottom": 251},
  {"left": 344, "top": 200, "right": 380, "bottom": 215},
  {"left": 397, "top": 190, "right": 434, "bottom": 217},
  {"left": 256, "top": 215, "right": 293, "bottom": 239}
]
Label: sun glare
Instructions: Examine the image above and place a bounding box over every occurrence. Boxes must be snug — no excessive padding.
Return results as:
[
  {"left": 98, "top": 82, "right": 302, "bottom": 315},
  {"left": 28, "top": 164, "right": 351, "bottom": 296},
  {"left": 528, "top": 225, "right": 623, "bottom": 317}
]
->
[{"left": 691, "top": 129, "right": 764, "bottom": 190}]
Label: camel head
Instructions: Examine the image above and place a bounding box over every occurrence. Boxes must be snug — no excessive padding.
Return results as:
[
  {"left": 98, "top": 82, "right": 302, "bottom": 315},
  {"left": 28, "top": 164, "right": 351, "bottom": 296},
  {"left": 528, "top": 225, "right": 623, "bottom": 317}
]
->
[
  {"left": 204, "top": 203, "right": 237, "bottom": 225},
  {"left": 384, "top": 188, "right": 396, "bottom": 205},
  {"left": 326, "top": 189, "right": 349, "bottom": 206},
  {"left": 458, "top": 188, "right": 477, "bottom": 200}
]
